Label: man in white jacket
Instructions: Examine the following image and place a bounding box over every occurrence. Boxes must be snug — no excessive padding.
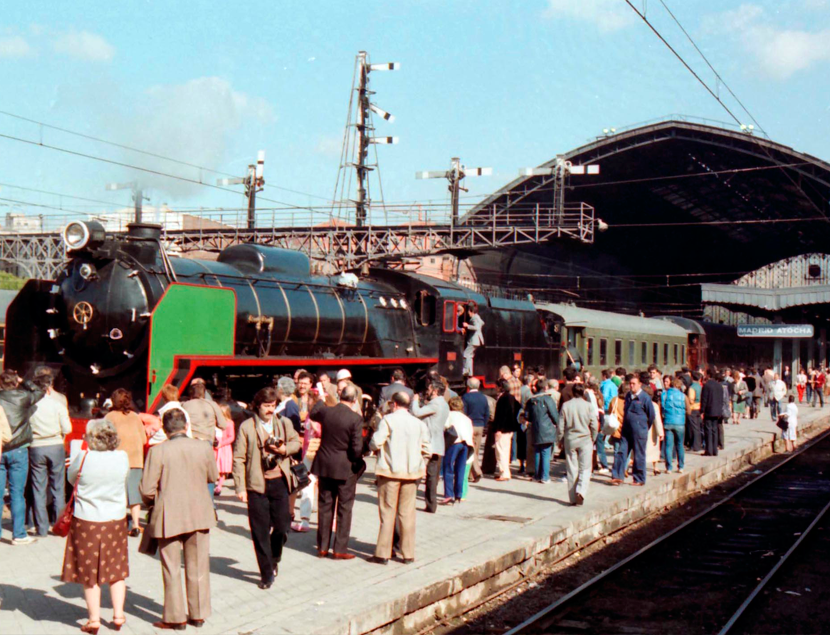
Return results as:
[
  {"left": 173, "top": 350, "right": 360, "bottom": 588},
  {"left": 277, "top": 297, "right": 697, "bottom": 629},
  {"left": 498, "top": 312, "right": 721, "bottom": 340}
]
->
[
  {"left": 369, "top": 392, "right": 430, "bottom": 565},
  {"left": 771, "top": 373, "right": 788, "bottom": 420}
]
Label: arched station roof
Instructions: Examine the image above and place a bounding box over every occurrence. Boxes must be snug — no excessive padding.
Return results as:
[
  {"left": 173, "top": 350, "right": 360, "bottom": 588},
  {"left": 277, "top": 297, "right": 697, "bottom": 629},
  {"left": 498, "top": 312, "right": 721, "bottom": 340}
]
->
[{"left": 464, "top": 119, "right": 830, "bottom": 315}]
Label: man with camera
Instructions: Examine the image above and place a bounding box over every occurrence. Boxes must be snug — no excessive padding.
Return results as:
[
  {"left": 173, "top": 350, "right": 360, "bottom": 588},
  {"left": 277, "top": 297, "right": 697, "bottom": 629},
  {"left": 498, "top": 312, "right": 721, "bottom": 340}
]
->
[{"left": 232, "top": 387, "right": 301, "bottom": 589}]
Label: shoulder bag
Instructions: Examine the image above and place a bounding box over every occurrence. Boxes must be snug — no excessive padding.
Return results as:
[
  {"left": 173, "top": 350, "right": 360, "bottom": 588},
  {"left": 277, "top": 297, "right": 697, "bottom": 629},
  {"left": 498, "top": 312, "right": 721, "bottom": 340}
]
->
[{"left": 52, "top": 452, "right": 88, "bottom": 537}]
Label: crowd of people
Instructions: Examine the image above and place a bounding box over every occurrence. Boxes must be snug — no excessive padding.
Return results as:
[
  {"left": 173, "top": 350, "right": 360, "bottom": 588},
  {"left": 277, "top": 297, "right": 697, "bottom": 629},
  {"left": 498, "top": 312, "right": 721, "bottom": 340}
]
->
[{"left": 0, "top": 358, "right": 817, "bottom": 631}]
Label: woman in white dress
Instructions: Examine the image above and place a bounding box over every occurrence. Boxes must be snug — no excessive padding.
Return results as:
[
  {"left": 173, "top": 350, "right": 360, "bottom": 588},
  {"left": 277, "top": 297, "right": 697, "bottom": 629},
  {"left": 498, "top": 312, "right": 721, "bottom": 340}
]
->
[{"left": 783, "top": 395, "right": 798, "bottom": 452}]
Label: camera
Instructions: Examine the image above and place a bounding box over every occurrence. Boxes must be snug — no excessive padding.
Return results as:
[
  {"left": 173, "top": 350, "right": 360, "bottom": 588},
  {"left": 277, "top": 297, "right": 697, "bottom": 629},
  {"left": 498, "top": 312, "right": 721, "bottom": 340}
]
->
[{"left": 262, "top": 436, "right": 285, "bottom": 471}]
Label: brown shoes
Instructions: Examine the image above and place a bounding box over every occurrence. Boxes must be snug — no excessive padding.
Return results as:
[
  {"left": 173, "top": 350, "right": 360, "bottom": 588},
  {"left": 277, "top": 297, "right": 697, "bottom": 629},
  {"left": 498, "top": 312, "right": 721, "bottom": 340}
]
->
[
  {"left": 152, "top": 623, "right": 186, "bottom": 631},
  {"left": 317, "top": 550, "right": 329, "bottom": 558},
  {"left": 332, "top": 552, "right": 355, "bottom": 560}
]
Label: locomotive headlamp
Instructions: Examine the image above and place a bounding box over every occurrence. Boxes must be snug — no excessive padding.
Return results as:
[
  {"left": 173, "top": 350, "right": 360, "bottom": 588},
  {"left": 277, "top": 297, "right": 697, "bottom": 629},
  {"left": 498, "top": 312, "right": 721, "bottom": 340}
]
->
[
  {"left": 390, "top": 298, "right": 399, "bottom": 308},
  {"left": 379, "top": 297, "right": 388, "bottom": 307},
  {"left": 400, "top": 299, "right": 409, "bottom": 310},
  {"left": 62, "top": 221, "right": 106, "bottom": 251}
]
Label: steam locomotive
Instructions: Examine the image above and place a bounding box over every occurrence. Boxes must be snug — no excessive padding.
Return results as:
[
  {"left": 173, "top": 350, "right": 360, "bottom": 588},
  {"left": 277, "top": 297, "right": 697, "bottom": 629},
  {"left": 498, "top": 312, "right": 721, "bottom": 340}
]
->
[{"left": 6, "top": 222, "right": 561, "bottom": 413}]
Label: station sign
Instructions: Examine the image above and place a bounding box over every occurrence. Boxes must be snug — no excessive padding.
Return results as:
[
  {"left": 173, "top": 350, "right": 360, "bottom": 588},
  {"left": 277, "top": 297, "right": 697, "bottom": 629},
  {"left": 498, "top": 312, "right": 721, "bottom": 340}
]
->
[{"left": 737, "top": 324, "right": 814, "bottom": 338}]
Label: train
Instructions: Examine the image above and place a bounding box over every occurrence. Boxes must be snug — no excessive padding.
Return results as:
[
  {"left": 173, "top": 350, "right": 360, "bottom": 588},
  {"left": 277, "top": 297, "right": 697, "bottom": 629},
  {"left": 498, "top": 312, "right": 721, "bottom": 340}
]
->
[
  {"left": 538, "top": 303, "right": 777, "bottom": 378},
  {"left": 4, "top": 220, "right": 783, "bottom": 416},
  {"left": 5, "top": 221, "right": 558, "bottom": 413}
]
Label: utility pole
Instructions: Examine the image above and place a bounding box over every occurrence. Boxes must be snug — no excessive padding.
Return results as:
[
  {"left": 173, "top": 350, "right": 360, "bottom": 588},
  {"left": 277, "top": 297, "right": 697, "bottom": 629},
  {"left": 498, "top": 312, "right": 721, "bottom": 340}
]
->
[
  {"left": 217, "top": 150, "right": 265, "bottom": 229},
  {"left": 416, "top": 158, "right": 491, "bottom": 226},
  {"left": 353, "top": 51, "right": 399, "bottom": 227}
]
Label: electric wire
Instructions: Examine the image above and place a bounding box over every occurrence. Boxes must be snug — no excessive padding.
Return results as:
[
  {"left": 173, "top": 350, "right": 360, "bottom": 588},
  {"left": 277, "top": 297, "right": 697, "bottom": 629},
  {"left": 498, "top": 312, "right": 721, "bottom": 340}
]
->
[
  {"left": 0, "top": 129, "right": 315, "bottom": 212},
  {"left": 0, "top": 109, "right": 332, "bottom": 203},
  {"left": 624, "top": 0, "right": 830, "bottom": 224}
]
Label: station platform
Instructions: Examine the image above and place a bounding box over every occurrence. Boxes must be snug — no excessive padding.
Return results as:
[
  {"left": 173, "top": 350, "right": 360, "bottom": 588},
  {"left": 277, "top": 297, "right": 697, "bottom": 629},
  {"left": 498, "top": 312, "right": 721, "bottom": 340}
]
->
[{"left": 2, "top": 406, "right": 829, "bottom": 635}]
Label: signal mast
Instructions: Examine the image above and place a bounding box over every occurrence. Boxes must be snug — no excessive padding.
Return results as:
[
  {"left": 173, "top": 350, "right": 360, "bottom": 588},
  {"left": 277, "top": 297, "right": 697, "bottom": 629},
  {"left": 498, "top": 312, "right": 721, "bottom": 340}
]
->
[{"left": 332, "top": 51, "right": 399, "bottom": 228}]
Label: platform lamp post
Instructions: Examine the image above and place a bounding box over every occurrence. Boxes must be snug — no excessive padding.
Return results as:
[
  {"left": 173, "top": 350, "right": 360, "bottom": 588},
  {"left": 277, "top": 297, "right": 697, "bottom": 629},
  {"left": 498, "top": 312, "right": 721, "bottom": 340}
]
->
[
  {"left": 416, "top": 158, "right": 492, "bottom": 227},
  {"left": 105, "top": 181, "right": 147, "bottom": 225},
  {"left": 217, "top": 151, "right": 265, "bottom": 230}
]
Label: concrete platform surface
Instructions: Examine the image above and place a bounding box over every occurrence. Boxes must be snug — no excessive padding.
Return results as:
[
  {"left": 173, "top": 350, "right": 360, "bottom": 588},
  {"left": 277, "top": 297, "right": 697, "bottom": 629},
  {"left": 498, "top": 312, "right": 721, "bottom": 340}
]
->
[{"left": 1, "top": 407, "right": 828, "bottom": 635}]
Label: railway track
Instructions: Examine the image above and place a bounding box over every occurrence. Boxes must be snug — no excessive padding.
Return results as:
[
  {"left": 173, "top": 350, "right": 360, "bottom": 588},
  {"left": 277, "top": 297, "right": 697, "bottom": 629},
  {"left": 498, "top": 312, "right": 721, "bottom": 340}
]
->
[{"left": 505, "top": 430, "right": 830, "bottom": 635}]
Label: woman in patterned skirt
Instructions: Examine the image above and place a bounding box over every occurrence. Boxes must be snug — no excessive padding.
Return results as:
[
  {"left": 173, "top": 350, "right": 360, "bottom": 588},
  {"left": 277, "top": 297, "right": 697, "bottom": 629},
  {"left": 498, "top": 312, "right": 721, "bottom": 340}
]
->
[{"left": 61, "top": 419, "right": 130, "bottom": 634}]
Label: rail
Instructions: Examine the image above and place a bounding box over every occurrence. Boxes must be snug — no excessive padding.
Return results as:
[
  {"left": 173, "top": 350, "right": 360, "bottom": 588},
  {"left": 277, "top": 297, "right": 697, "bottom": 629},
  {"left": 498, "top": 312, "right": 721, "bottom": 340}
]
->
[{"left": 506, "top": 428, "right": 830, "bottom": 635}]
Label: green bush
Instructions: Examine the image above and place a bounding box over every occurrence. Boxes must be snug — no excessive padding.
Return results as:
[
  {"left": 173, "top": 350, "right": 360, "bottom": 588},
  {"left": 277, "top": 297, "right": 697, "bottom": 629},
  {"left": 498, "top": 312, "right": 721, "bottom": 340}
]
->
[{"left": 0, "top": 272, "right": 27, "bottom": 290}]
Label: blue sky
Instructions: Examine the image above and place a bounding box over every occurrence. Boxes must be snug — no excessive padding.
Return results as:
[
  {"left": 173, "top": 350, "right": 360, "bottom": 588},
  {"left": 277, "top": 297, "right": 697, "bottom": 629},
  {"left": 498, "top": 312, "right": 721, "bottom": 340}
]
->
[{"left": 1, "top": 0, "right": 828, "bottom": 226}]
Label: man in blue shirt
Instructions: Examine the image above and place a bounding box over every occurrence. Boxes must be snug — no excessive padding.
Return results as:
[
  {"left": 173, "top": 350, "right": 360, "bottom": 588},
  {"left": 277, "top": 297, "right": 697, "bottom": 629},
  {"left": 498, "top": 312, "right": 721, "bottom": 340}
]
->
[
  {"left": 600, "top": 369, "right": 618, "bottom": 411},
  {"left": 462, "top": 377, "right": 490, "bottom": 483},
  {"left": 611, "top": 374, "right": 655, "bottom": 485}
]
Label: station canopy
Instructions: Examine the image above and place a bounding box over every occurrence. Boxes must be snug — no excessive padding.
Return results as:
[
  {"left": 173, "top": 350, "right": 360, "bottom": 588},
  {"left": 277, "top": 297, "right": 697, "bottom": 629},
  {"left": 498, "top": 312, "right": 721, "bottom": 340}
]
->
[{"left": 463, "top": 118, "right": 830, "bottom": 317}]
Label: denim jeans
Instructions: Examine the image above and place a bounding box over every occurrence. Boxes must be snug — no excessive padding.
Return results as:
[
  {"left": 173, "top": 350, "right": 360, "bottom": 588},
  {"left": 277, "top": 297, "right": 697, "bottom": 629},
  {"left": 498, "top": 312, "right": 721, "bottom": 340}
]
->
[
  {"left": 595, "top": 433, "right": 609, "bottom": 469},
  {"left": 813, "top": 389, "right": 825, "bottom": 408},
  {"left": 443, "top": 443, "right": 468, "bottom": 500},
  {"left": 664, "top": 425, "right": 685, "bottom": 471},
  {"left": 0, "top": 446, "right": 30, "bottom": 539},
  {"left": 534, "top": 443, "right": 552, "bottom": 482},
  {"left": 29, "top": 444, "right": 66, "bottom": 536}
]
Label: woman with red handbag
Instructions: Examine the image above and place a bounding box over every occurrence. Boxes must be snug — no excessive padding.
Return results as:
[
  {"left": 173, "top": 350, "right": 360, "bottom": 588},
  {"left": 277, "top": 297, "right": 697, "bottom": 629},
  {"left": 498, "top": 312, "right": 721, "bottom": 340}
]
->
[{"left": 59, "top": 418, "right": 130, "bottom": 634}]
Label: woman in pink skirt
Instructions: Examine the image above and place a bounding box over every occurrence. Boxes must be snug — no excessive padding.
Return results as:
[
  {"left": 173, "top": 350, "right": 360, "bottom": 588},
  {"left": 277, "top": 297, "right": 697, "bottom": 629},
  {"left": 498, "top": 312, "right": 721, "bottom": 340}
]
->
[{"left": 214, "top": 402, "right": 236, "bottom": 495}]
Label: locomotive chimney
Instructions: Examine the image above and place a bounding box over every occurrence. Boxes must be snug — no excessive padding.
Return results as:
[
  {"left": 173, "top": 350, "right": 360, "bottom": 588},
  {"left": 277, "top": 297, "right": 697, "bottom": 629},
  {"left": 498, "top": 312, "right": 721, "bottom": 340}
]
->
[{"left": 126, "top": 223, "right": 162, "bottom": 241}]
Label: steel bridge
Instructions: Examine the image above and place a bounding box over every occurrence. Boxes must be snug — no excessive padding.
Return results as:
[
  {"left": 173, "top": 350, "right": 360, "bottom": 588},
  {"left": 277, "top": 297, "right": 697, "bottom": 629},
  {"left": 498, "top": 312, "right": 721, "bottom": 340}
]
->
[{"left": 0, "top": 203, "right": 596, "bottom": 280}]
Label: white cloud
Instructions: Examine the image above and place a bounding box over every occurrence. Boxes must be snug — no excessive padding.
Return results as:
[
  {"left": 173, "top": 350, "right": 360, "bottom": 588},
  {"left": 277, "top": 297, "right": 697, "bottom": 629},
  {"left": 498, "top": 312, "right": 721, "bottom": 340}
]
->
[
  {"left": 712, "top": 3, "right": 830, "bottom": 79},
  {"left": 53, "top": 30, "right": 115, "bottom": 62},
  {"left": 315, "top": 135, "right": 343, "bottom": 158},
  {"left": 123, "top": 77, "right": 276, "bottom": 198},
  {"left": 544, "top": 0, "right": 638, "bottom": 33},
  {"left": 0, "top": 35, "right": 33, "bottom": 58}
]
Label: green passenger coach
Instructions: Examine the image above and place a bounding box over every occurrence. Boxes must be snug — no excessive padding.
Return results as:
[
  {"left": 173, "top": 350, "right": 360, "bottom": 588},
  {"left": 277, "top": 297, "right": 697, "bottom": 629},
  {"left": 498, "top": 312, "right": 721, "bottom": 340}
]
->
[{"left": 535, "top": 303, "right": 690, "bottom": 378}]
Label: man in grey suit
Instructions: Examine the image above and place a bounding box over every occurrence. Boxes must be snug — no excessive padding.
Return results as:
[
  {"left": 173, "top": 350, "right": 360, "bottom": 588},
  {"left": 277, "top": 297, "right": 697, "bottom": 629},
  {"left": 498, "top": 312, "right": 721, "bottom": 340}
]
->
[
  {"left": 411, "top": 381, "right": 449, "bottom": 513},
  {"left": 462, "top": 303, "right": 485, "bottom": 377},
  {"left": 140, "top": 409, "right": 219, "bottom": 630}
]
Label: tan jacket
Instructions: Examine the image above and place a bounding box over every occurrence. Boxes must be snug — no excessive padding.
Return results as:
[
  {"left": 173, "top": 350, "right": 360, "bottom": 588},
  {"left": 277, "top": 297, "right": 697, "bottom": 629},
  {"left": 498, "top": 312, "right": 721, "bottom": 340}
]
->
[
  {"left": 233, "top": 416, "right": 300, "bottom": 495},
  {"left": 106, "top": 411, "right": 146, "bottom": 468},
  {"left": 182, "top": 398, "right": 227, "bottom": 443},
  {"left": 370, "top": 409, "right": 430, "bottom": 480},
  {"left": 140, "top": 434, "right": 218, "bottom": 538}
]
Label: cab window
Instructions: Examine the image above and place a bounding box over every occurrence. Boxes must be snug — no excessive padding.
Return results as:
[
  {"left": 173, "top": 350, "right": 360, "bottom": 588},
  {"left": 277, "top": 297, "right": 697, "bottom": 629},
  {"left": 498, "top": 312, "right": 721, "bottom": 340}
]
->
[{"left": 442, "top": 301, "right": 457, "bottom": 333}]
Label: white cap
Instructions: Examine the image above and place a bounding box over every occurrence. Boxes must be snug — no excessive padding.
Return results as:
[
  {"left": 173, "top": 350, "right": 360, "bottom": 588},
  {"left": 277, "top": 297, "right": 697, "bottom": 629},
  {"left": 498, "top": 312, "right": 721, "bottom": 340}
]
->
[{"left": 336, "top": 369, "right": 352, "bottom": 381}]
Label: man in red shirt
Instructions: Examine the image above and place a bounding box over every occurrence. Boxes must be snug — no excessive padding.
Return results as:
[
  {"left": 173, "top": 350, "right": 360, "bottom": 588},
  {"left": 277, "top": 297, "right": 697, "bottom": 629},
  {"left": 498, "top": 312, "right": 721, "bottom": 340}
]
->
[{"left": 813, "top": 369, "right": 826, "bottom": 408}]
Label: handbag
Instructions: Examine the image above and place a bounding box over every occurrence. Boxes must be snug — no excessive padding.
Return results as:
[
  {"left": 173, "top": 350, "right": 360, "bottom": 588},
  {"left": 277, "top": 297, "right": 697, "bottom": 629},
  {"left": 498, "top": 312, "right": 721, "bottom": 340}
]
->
[
  {"left": 289, "top": 460, "right": 311, "bottom": 493},
  {"left": 601, "top": 412, "right": 620, "bottom": 437},
  {"left": 52, "top": 452, "right": 87, "bottom": 537},
  {"left": 776, "top": 414, "right": 789, "bottom": 431},
  {"left": 138, "top": 505, "right": 159, "bottom": 557}
]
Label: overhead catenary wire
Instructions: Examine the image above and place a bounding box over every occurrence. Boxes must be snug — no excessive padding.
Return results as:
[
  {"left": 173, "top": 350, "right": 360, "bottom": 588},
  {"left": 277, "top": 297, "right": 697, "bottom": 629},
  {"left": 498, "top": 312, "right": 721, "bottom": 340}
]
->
[
  {"left": 0, "top": 109, "right": 333, "bottom": 203},
  {"left": 0, "top": 129, "right": 316, "bottom": 212},
  {"left": 624, "top": 0, "right": 830, "bottom": 224}
]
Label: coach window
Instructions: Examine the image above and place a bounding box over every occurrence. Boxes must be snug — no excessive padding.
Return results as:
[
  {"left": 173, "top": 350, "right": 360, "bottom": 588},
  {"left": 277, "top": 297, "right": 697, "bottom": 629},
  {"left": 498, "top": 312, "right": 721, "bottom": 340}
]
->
[
  {"left": 628, "top": 340, "right": 635, "bottom": 366},
  {"left": 681, "top": 345, "right": 686, "bottom": 365},
  {"left": 663, "top": 343, "right": 669, "bottom": 365},
  {"left": 442, "top": 301, "right": 457, "bottom": 333},
  {"left": 641, "top": 341, "right": 648, "bottom": 365},
  {"left": 652, "top": 342, "right": 658, "bottom": 366},
  {"left": 614, "top": 340, "right": 622, "bottom": 366},
  {"left": 587, "top": 338, "right": 594, "bottom": 366},
  {"left": 599, "top": 338, "right": 607, "bottom": 366},
  {"left": 673, "top": 344, "right": 679, "bottom": 365}
]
